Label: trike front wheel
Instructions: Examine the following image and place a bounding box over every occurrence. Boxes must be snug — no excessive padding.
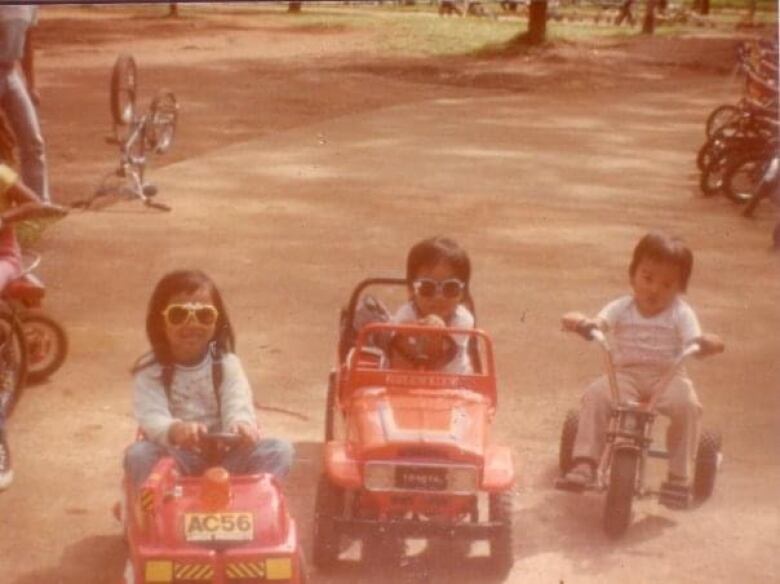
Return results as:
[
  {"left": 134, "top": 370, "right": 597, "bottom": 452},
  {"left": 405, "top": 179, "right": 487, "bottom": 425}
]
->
[{"left": 603, "top": 448, "right": 638, "bottom": 538}]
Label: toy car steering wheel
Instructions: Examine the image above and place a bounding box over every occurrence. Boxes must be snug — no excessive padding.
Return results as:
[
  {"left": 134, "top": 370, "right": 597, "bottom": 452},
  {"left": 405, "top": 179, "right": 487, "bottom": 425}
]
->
[
  {"left": 389, "top": 329, "right": 457, "bottom": 370},
  {"left": 197, "top": 432, "right": 243, "bottom": 466}
]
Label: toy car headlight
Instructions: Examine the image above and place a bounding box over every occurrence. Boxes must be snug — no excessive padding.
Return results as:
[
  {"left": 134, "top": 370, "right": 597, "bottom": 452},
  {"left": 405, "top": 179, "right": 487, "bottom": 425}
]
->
[
  {"left": 447, "top": 466, "right": 478, "bottom": 493},
  {"left": 144, "top": 560, "right": 172, "bottom": 583},
  {"left": 364, "top": 463, "right": 395, "bottom": 490}
]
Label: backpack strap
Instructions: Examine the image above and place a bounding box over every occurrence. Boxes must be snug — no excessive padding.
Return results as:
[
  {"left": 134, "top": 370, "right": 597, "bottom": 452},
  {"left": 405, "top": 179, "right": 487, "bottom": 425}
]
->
[{"left": 160, "top": 343, "right": 224, "bottom": 422}]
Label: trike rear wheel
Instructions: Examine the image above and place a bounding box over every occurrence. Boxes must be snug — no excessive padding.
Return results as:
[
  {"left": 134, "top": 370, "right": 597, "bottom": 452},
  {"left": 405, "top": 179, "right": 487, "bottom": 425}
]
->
[
  {"left": 559, "top": 409, "right": 579, "bottom": 474},
  {"left": 603, "top": 448, "right": 638, "bottom": 539},
  {"left": 693, "top": 429, "right": 721, "bottom": 503}
]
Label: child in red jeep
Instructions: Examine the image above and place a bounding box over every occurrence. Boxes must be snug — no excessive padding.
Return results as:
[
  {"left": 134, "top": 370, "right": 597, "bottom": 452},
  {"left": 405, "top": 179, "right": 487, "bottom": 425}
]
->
[
  {"left": 561, "top": 231, "right": 723, "bottom": 492},
  {"left": 390, "top": 235, "right": 476, "bottom": 373},
  {"left": 123, "top": 269, "right": 293, "bottom": 487}
]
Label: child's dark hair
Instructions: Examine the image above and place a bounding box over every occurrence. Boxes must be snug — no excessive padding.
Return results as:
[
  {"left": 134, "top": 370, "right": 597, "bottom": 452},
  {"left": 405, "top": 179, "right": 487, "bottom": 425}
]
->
[
  {"left": 629, "top": 231, "right": 693, "bottom": 291},
  {"left": 406, "top": 236, "right": 471, "bottom": 285},
  {"left": 134, "top": 269, "right": 235, "bottom": 372}
]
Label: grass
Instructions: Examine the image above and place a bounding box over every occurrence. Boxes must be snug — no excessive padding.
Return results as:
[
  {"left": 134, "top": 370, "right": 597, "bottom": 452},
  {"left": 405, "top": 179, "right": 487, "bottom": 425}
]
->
[{"left": 69, "top": 2, "right": 779, "bottom": 58}]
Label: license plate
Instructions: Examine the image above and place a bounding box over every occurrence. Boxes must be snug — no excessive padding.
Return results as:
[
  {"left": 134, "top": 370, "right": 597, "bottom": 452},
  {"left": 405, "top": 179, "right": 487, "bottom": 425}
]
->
[
  {"left": 184, "top": 512, "right": 254, "bottom": 542},
  {"left": 395, "top": 466, "right": 447, "bottom": 491}
]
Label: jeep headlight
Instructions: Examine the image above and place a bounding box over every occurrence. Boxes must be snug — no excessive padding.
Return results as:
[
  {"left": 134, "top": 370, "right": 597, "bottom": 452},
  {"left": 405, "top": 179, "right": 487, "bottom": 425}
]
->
[
  {"left": 364, "top": 463, "right": 395, "bottom": 490},
  {"left": 447, "top": 466, "right": 478, "bottom": 493}
]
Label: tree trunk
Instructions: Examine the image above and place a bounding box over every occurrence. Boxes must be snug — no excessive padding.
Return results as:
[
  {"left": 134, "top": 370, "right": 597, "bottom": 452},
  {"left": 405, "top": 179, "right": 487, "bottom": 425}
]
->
[
  {"left": 288, "top": 1, "right": 302, "bottom": 12},
  {"left": 642, "top": 0, "right": 657, "bottom": 34},
  {"left": 527, "top": 0, "right": 547, "bottom": 45},
  {"left": 167, "top": 3, "right": 178, "bottom": 17}
]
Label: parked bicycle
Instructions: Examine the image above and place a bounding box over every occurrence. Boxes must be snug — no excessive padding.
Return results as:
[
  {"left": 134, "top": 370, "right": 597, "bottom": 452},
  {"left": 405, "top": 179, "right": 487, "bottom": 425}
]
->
[{"left": 74, "top": 54, "right": 179, "bottom": 212}]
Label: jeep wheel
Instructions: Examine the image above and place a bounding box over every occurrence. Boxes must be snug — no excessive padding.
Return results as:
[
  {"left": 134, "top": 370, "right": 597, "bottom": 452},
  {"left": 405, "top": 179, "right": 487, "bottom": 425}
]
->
[
  {"left": 559, "top": 409, "right": 579, "bottom": 474},
  {"left": 603, "top": 448, "right": 638, "bottom": 538},
  {"left": 324, "top": 372, "right": 336, "bottom": 442},
  {"left": 693, "top": 429, "right": 721, "bottom": 503},
  {"left": 362, "top": 533, "right": 405, "bottom": 568},
  {"left": 312, "top": 474, "right": 344, "bottom": 570},
  {"left": 488, "top": 491, "right": 514, "bottom": 578}
]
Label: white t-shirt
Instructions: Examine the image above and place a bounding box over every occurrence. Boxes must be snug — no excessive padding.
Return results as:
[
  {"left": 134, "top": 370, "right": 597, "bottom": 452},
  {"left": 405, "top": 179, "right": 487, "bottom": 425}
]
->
[
  {"left": 133, "top": 351, "right": 257, "bottom": 447},
  {"left": 598, "top": 295, "right": 701, "bottom": 371},
  {"left": 392, "top": 302, "right": 475, "bottom": 374}
]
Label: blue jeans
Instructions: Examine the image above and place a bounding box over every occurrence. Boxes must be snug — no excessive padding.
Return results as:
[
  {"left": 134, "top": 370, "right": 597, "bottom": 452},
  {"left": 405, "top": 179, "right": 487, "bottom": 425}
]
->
[
  {"left": 124, "top": 438, "right": 294, "bottom": 487},
  {"left": 0, "top": 68, "right": 49, "bottom": 202}
]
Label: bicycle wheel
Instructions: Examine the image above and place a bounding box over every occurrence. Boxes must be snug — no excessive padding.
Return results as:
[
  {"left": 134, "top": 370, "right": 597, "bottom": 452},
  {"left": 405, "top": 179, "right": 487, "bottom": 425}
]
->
[
  {"left": 110, "top": 54, "right": 138, "bottom": 127},
  {"left": 145, "top": 90, "right": 178, "bottom": 154},
  {"left": 20, "top": 310, "right": 68, "bottom": 384},
  {"left": 705, "top": 105, "right": 740, "bottom": 139},
  {"left": 0, "top": 305, "right": 28, "bottom": 418},
  {"left": 723, "top": 153, "right": 767, "bottom": 205}
]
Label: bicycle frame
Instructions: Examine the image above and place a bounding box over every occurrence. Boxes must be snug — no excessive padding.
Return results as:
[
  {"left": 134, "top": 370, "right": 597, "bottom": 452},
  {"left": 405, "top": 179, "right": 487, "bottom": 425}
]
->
[{"left": 587, "top": 328, "right": 701, "bottom": 495}]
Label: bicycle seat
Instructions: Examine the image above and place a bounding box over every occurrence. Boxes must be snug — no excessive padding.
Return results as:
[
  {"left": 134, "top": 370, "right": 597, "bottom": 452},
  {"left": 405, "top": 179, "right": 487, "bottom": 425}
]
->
[{"left": 3, "top": 273, "right": 45, "bottom": 304}]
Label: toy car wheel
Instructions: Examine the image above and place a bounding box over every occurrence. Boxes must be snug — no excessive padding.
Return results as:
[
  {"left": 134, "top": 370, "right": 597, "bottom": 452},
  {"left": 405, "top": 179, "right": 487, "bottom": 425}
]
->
[
  {"left": 19, "top": 310, "right": 68, "bottom": 385},
  {"left": 558, "top": 409, "right": 579, "bottom": 474},
  {"left": 312, "top": 474, "right": 344, "bottom": 570},
  {"left": 603, "top": 448, "right": 638, "bottom": 539},
  {"left": 488, "top": 491, "right": 514, "bottom": 578},
  {"left": 693, "top": 429, "right": 721, "bottom": 503}
]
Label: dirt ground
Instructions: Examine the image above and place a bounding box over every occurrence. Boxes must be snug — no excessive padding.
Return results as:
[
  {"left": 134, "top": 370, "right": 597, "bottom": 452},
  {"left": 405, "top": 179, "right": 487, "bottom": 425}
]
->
[{"left": 0, "top": 4, "right": 778, "bottom": 584}]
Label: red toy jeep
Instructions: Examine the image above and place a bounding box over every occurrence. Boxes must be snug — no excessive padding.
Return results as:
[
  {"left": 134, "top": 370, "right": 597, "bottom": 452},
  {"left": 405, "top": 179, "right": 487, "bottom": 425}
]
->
[
  {"left": 312, "top": 278, "right": 515, "bottom": 576},
  {"left": 118, "top": 434, "right": 307, "bottom": 584}
]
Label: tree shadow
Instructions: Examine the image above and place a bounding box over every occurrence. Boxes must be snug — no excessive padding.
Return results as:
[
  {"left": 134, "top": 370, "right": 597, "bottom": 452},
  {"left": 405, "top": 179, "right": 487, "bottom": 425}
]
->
[{"left": 11, "top": 534, "right": 126, "bottom": 584}]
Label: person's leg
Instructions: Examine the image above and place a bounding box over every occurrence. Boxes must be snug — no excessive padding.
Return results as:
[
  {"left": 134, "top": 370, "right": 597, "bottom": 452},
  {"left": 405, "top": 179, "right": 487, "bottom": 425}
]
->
[
  {"left": 1, "top": 70, "right": 49, "bottom": 202},
  {"left": 223, "top": 438, "right": 294, "bottom": 479},
  {"left": 655, "top": 375, "right": 702, "bottom": 482},
  {"left": 0, "top": 410, "right": 11, "bottom": 490},
  {"left": 568, "top": 372, "right": 640, "bottom": 483},
  {"left": 124, "top": 441, "right": 209, "bottom": 486},
  {"left": 123, "top": 441, "right": 167, "bottom": 487}
]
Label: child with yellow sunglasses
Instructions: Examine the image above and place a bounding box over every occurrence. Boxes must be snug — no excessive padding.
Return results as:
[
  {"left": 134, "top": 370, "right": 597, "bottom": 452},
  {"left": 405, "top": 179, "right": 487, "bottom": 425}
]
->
[{"left": 123, "top": 269, "right": 293, "bottom": 486}]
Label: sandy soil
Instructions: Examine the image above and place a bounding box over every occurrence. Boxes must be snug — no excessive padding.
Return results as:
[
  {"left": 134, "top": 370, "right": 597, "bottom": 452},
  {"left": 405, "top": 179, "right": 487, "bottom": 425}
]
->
[{"left": 0, "top": 4, "right": 778, "bottom": 584}]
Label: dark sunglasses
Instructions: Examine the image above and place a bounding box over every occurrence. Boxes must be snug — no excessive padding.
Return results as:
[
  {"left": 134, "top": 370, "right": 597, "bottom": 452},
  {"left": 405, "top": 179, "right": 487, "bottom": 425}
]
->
[
  {"left": 162, "top": 303, "right": 219, "bottom": 327},
  {"left": 412, "top": 278, "right": 465, "bottom": 299}
]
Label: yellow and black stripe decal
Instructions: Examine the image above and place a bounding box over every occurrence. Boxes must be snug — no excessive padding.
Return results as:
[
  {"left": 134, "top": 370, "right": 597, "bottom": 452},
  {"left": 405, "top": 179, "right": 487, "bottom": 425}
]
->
[
  {"left": 139, "top": 489, "right": 155, "bottom": 513},
  {"left": 174, "top": 563, "right": 214, "bottom": 580},
  {"left": 225, "top": 561, "right": 265, "bottom": 579}
]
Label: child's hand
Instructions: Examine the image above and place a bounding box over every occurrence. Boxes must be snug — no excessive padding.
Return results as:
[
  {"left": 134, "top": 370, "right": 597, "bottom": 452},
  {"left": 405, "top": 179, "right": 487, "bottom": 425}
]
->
[
  {"left": 418, "top": 314, "right": 446, "bottom": 328},
  {"left": 561, "top": 312, "right": 588, "bottom": 332},
  {"left": 168, "top": 421, "right": 207, "bottom": 449},
  {"left": 696, "top": 333, "right": 725, "bottom": 357},
  {"left": 230, "top": 422, "right": 259, "bottom": 446}
]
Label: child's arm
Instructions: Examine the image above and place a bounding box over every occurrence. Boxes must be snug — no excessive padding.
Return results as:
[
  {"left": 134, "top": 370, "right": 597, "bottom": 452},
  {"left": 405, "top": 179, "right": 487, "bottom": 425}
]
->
[
  {"left": 219, "top": 354, "right": 259, "bottom": 443},
  {"left": 561, "top": 312, "right": 606, "bottom": 334},
  {"left": 695, "top": 333, "right": 725, "bottom": 357}
]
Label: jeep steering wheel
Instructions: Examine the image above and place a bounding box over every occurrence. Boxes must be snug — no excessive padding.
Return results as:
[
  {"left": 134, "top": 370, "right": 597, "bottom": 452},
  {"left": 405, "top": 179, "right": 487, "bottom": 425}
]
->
[{"left": 389, "top": 330, "right": 457, "bottom": 370}]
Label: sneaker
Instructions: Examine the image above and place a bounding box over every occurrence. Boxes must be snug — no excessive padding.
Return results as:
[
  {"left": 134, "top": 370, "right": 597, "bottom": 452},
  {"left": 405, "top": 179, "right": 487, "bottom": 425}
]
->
[
  {"left": 0, "top": 432, "right": 13, "bottom": 491},
  {"left": 564, "top": 460, "right": 595, "bottom": 487}
]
